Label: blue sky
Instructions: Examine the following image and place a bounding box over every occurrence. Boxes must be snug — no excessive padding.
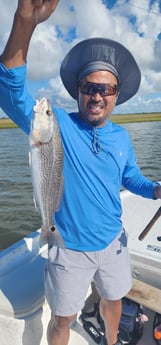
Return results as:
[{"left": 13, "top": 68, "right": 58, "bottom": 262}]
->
[{"left": 0, "top": 0, "right": 161, "bottom": 117}]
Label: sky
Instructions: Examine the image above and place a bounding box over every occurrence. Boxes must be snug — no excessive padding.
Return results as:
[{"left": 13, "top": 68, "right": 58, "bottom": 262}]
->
[{"left": 0, "top": 0, "right": 161, "bottom": 117}]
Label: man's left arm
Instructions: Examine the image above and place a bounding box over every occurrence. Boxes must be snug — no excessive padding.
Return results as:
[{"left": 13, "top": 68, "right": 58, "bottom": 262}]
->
[{"left": 122, "top": 137, "right": 161, "bottom": 199}]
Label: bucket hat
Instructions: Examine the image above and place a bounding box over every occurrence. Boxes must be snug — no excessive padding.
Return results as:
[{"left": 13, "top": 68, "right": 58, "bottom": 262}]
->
[{"left": 60, "top": 38, "right": 141, "bottom": 105}]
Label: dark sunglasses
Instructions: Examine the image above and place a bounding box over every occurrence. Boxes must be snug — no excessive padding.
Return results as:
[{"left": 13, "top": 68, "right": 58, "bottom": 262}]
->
[{"left": 79, "top": 82, "right": 120, "bottom": 97}]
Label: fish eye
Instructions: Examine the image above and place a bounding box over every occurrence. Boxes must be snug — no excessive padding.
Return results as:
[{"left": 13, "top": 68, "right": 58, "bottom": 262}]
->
[{"left": 46, "top": 109, "right": 52, "bottom": 116}]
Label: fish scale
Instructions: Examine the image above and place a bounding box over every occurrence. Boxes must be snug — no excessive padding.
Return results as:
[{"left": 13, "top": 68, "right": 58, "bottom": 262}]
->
[{"left": 39, "top": 140, "right": 62, "bottom": 227}]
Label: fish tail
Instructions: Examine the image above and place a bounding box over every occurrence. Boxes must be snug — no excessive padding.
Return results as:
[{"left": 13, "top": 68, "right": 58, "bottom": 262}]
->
[{"left": 39, "top": 226, "right": 65, "bottom": 249}]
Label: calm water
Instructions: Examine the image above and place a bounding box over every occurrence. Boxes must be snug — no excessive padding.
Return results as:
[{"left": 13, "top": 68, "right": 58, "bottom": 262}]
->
[
  {"left": 0, "top": 129, "right": 41, "bottom": 251},
  {"left": 0, "top": 122, "right": 161, "bottom": 251}
]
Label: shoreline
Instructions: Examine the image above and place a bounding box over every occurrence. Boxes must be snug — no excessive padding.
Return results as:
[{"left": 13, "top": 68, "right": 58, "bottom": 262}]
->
[{"left": 0, "top": 112, "right": 161, "bottom": 128}]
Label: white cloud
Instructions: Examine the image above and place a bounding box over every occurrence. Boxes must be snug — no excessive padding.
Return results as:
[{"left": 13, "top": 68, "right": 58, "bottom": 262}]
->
[
  {"left": 27, "top": 24, "right": 63, "bottom": 79},
  {"left": 0, "top": 0, "right": 161, "bottom": 114}
]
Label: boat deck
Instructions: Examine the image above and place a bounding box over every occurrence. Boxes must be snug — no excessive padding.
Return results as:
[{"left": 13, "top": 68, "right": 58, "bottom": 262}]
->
[
  {"left": 69, "top": 308, "right": 156, "bottom": 344},
  {"left": 40, "top": 299, "right": 156, "bottom": 345}
]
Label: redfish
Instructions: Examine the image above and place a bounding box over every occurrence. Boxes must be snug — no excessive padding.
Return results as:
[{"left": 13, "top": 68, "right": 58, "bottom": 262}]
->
[{"left": 29, "top": 97, "right": 64, "bottom": 248}]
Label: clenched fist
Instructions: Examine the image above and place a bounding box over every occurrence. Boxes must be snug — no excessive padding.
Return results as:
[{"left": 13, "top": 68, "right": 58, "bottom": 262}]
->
[{"left": 16, "top": 0, "right": 60, "bottom": 24}]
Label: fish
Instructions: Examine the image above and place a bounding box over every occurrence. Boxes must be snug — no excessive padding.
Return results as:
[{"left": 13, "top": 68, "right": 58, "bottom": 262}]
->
[{"left": 29, "top": 97, "right": 65, "bottom": 248}]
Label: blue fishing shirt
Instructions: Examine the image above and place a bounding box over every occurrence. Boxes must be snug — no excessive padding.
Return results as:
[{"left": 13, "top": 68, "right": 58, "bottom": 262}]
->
[{"left": 0, "top": 63, "right": 158, "bottom": 251}]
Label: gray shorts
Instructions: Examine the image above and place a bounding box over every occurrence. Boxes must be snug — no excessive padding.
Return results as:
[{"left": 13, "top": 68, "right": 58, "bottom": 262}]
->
[{"left": 45, "top": 229, "right": 132, "bottom": 316}]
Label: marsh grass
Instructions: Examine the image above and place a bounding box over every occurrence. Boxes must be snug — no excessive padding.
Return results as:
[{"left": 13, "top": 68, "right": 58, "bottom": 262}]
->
[
  {"left": 112, "top": 112, "right": 161, "bottom": 124},
  {"left": 0, "top": 118, "right": 18, "bottom": 129},
  {"left": 0, "top": 112, "right": 161, "bottom": 128}
]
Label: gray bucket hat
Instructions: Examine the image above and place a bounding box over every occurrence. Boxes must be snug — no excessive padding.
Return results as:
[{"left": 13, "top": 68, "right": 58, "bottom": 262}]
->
[{"left": 60, "top": 38, "right": 141, "bottom": 105}]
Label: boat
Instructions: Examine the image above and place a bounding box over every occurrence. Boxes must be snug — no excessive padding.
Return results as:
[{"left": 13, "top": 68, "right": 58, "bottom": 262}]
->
[
  {"left": 1, "top": 189, "right": 161, "bottom": 345},
  {"left": 122, "top": 189, "right": 161, "bottom": 291}
]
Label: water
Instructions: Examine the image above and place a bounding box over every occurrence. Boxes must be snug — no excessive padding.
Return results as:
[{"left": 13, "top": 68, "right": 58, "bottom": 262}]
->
[
  {"left": 124, "top": 121, "right": 161, "bottom": 180},
  {"left": 0, "top": 128, "right": 41, "bottom": 251},
  {"left": 0, "top": 122, "right": 161, "bottom": 251}
]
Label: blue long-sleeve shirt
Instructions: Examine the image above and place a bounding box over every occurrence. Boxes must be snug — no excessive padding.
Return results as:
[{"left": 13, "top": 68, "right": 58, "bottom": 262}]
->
[{"left": 0, "top": 63, "right": 158, "bottom": 250}]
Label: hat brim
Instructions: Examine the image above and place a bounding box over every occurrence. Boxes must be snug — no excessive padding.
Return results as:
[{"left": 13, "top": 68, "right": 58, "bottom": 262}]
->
[{"left": 60, "top": 38, "right": 141, "bottom": 105}]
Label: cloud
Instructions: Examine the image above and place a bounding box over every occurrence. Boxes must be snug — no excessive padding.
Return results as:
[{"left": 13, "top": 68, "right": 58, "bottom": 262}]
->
[{"left": 0, "top": 0, "right": 161, "bottom": 114}]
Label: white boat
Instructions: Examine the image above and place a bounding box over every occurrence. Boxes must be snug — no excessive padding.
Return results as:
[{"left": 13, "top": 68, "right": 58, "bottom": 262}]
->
[
  {"left": 122, "top": 189, "right": 161, "bottom": 291},
  {"left": 1, "top": 190, "right": 161, "bottom": 345}
]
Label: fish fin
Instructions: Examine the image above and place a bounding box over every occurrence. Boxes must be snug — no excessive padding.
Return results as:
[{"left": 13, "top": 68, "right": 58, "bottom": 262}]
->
[
  {"left": 29, "top": 151, "right": 40, "bottom": 211},
  {"left": 29, "top": 150, "right": 31, "bottom": 167},
  {"left": 33, "top": 195, "right": 40, "bottom": 211},
  {"left": 55, "top": 174, "right": 64, "bottom": 211}
]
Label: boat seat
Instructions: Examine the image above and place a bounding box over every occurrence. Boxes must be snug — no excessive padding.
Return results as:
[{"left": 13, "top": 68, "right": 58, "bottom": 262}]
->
[
  {"left": 127, "top": 278, "right": 161, "bottom": 314},
  {"left": 0, "top": 230, "right": 47, "bottom": 319}
]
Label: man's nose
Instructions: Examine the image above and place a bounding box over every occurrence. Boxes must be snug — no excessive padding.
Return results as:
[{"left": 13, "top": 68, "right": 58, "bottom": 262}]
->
[{"left": 91, "top": 92, "right": 103, "bottom": 100}]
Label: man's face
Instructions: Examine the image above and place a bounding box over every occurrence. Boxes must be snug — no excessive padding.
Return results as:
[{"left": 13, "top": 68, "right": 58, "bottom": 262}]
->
[{"left": 78, "top": 70, "right": 119, "bottom": 127}]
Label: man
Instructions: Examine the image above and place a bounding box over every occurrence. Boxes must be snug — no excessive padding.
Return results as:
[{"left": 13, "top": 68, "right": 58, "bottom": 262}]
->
[{"left": 0, "top": 1, "right": 161, "bottom": 345}]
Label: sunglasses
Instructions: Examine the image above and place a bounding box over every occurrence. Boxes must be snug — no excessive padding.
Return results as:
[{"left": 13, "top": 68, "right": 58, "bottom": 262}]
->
[{"left": 79, "top": 82, "right": 120, "bottom": 97}]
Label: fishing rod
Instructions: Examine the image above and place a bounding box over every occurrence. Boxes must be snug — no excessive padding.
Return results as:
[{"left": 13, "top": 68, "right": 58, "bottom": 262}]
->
[{"left": 138, "top": 206, "right": 161, "bottom": 241}]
